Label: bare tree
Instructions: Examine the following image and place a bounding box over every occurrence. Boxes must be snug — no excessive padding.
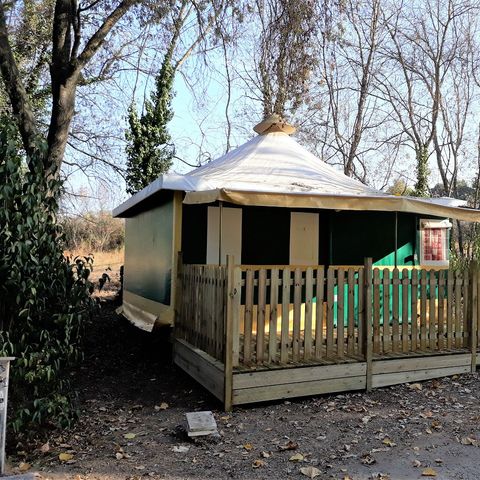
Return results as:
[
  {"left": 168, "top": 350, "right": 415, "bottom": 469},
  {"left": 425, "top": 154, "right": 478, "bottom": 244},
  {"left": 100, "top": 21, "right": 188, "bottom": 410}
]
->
[{"left": 308, "top": 0, "right": 384, "bottom": 180}]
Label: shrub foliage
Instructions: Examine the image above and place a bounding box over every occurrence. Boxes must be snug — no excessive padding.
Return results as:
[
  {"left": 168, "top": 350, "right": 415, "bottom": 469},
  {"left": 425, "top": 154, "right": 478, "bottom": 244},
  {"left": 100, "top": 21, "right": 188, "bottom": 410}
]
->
[{"left": 0, "top": 122, "right": 94, "bottom": 435}]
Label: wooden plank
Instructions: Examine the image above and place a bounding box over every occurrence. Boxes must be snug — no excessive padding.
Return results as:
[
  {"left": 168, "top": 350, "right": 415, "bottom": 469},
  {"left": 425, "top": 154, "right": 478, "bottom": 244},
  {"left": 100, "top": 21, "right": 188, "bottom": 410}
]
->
[
  {"left": 233, "top": 375, "right": 367, "bottom": 404},
  {"left": 233, "top": 362, "right": 367, "bottom": 389},
  {"left": 207, "top": 266, "right": 214, "bottom": 356},
  {"left": 455, "top": 271, "right": 462, "bottom": 348},
  {"left": 463, "top": 268, "right": 470, "bottom": 349},
  {"left": 372, "top": 353, "right": 471, "bottom": 374},
  {"left": 304, "top": 268, "right": 314, "bottom": 360},
  {"left": 280, "top": 268, "right": 291, "bottom": 364},
  {"left": 372, "top": 365, "right": 471, "bottom": 389},
  {"left": 337, "top": 268, "right": 345, "bottom": 358},
  {"left": 364, "top": 258, "right": 373, "bottom": 391},
  {"left": 315, "top": 267, "right": 325, "bottom": 359},
  {"left": 357, "top": 268, "right": 364, "bottom": 355},
  {"left": 401, "top": 269, "right": 409, "bottom": 352},
  {"left": 174, "top": 339, "right": 224, "bottom": 401},
  {"left": 392, "top": 268, "right": 400, "bottom": 353},
  {"left": 256, "top": 268, "right": 267, "bottom": 365},
  {"left": 292, "top": 268, "right": 302, "bottom": 362},
  {"left": 326, "top": 267, "right": 335, "bottom": 358},
  {"left": 382, "top": 269, "right": 391, "bottom": 353},
  {"left": 268, "top": 268, "right": 279, "bottom": 363},
  {"left": 170, "top": 191, "right": 183, "bottom": 311},
  {"left": 420, "top": 269, "right": 428, "bottom": 350},
  {"left": 471, "top": 263, "right": 478, "bottom": 372},
  {"left": 373, "top": 268, "right": 381, "bottom": 354},
  {"left": 438, "top": 270, "right": 445, "bottom": 351},
  {"left": 477, "top": 267, "right": 480, "bottom": 347},
  {"left": 232, "top": 267, "right": 242, "bottom": 367},
  {"left": 224, "top": 256, "right": 235, "bottom": 410},
  {"left": 347, "top": 268, "right": 355, "bottom": 356},
  {"left": 411, "top": 269, "right": 418, "bottom": 351},
  {"left": 243, "top": 269, "right": 254, "bottom": 364},
  {"left": 429, "top": 270, "right": 437, "bottom": 350},
  {"left": 447, "top": 270, "right": 454, "bottom": 349}
]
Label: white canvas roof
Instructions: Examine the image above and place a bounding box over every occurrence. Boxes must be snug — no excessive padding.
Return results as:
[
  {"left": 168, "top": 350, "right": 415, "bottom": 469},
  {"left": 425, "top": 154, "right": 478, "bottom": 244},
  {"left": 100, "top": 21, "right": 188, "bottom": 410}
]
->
[{"left": 113, "top": 131, "right": 480, "bottom": 222}]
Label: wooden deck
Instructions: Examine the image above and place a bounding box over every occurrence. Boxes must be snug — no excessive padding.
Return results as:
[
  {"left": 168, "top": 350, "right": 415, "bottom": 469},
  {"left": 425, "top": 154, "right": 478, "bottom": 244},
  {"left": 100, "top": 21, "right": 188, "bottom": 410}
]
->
[
  {"left": 173, "top": 257, "right": 480, "bottom": 409},
  {"left": 174, "top": 337, "right": 476, "bottom": 406}
]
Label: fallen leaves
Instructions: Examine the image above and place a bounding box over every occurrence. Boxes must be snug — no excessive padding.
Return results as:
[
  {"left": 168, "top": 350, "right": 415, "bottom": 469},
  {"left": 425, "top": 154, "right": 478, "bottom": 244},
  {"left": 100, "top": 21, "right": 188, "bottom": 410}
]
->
[
  {"left": 361, "top": 454, "right": 376, "bottom": 465},
  {"left": 58, "top": 453, "right": 74, "bottom": 462},
  {"left": 123, "top": 433, "right": 136, "bottom": 440},
  {"left": 422, "top": 467, "right": 438, "bottom": 477},
  {"left": 252, "top": 459, "right": 265, "bottom": 468},
  {"left": 18, "top": 462, "right": 31, "bottom": 472},
  {"left": 409, "top": 383, "right": 423, "bottom": 391},
  {"left": 278, "top": 440, "right": 298, "bottom": 451},
  {"left": 300, "top": 466, "right": 321, "bottom": 478},
  {"left": 39, "top": 442, "right": 50, "bottom": 454},
  {"left": 382, "top": 438, "right": 396, "bottom": 448},
  {"left": 288, "top": 453, "right": 304, "bottom": 462},
  {"left": 154, "top": 402, "right": 169, "bottom": 411},
  {"left": 243, "top": 442, "right": 254, "bottom": 451},
  {"left": 460, "top": 436, "right": 479, "bottom": 446}
]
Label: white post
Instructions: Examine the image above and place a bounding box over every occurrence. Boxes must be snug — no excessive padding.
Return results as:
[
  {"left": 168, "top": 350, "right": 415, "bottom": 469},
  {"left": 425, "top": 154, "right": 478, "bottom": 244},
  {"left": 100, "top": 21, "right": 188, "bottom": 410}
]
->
[{"left": 0, "top": 357, "right": 14, "bottom": 475}]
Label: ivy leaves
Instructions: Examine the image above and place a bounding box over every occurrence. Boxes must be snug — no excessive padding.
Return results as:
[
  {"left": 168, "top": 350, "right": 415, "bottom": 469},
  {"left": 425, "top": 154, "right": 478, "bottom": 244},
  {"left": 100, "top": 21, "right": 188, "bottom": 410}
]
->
[{"left": 0, "top": 119, "right": 94, "bottom": 435}]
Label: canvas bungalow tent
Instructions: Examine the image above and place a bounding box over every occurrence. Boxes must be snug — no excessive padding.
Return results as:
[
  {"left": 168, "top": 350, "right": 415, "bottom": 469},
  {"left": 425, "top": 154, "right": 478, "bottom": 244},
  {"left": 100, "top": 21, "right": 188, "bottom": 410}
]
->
[
  {"left": 114, "top": 115, "right": 477, "bottom": 331},
  {"left": 114, "top": 116, "right": 480, "bottom": 409}
]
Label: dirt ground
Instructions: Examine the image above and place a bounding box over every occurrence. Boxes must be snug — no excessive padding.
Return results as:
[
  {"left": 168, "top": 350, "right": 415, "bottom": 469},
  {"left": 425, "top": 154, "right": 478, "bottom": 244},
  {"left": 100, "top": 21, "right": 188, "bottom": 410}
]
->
[{"left": 7, "top": 301, "right": 480, "bottom": 480}]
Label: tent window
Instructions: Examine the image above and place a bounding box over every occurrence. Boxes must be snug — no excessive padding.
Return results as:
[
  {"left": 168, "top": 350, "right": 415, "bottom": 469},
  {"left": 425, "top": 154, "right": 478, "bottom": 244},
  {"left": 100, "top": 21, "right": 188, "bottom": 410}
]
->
[{"left": 419, "top": 219, "right": 450, "bottom": 267}]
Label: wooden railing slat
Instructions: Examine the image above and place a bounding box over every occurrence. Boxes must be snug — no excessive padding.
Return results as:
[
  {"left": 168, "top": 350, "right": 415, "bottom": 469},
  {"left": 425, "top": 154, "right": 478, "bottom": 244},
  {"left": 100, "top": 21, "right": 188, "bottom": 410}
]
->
[
  {"left": 411, "top": 269, "right": 418, "bottom": 351},
  {"left": 256, "top": 269, "right": 267, "bottom": 364},
  {"left": 438, "top": 270, "right": 445, "bottom": 351},
  {"left": 304, "top": 268, "right": 314, "bottom": 360},
  {"left": 326, "top": 267, "right": 335, "bottom": 358},
  {"left": 292, "top": 268, "right": 302, "bottom": 362},
  {"left": 347, "top": 268, "right": 355, "bottom": 356},
  {"left": 392, "top": 268, "right": 400, "bottom": 353},
  {"left": 315, "top": 267, "right": 325, "bottom": 359},
  {"left": 402, "top": 269, "right": 409, "bottom": 352},
  {"left": 373, "top": 268, "right": 381, "bottom": 354},
  {"left": 420, "top": 270, "right": 428, "bottom": 350},
  {"left": 280, "top": 268, "right": 291, "bottom": 364},
  {"left": 382, "top": 269, "right": 391, "bottom": 353},
  {"left": 269, "top": 268, "right": 279, "bottom": 363},
  {"left": 337, "top": 268, "right": 345, "bottom": 358}
]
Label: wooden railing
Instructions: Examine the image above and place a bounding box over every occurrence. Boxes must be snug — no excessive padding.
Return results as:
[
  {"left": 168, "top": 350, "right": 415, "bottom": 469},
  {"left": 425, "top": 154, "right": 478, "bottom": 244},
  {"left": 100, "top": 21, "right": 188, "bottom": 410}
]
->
[
  {"left": 175, "top": 257, "right": 480, "bottom": 370},
  {"left": 175, "top": 262, "right": 227, "bottom": 362}
]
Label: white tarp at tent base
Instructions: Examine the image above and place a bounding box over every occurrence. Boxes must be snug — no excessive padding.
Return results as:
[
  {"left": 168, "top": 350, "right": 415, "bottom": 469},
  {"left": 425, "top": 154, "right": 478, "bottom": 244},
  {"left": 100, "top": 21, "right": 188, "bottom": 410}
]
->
[{"left": 113, "top": 132, "right": 480, "bottom": 222}]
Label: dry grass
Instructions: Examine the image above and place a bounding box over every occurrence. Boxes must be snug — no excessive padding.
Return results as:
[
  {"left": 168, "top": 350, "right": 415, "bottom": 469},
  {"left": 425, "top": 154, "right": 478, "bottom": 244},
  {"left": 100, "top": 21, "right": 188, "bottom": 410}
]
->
[{"left": 65, "top": 247, "right": 124, "bottom": 300}]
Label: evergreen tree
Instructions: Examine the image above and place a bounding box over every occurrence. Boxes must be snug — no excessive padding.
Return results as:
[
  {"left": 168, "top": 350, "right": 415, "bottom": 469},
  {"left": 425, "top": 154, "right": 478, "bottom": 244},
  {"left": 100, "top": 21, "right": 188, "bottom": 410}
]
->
[
  {"left": 125, "top": 54, "right": 175, "bottom": 195},
  {"left": 413, "top": 145, "right": 430, "bottom": 197}
]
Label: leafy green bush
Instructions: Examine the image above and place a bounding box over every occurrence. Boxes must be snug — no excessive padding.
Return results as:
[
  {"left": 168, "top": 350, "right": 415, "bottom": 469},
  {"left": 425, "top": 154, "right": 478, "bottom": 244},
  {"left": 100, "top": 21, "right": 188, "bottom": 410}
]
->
[{"left": 0, "top": 122, "right": 94, "bottom": 437}]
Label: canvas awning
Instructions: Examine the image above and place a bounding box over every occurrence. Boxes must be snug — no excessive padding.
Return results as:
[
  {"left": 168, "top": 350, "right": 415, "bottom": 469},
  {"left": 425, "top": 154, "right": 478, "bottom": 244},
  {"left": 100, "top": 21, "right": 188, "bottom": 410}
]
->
[{"left": 114, "top": 130, "right": 480, "bottom": 222}]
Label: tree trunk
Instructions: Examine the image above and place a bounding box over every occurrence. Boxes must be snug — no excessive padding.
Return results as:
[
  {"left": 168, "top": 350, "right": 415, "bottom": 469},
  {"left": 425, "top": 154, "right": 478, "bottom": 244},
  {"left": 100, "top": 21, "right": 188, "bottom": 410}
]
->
[{"left": 47, "top": 75, "right": 78, "bottom": 171}]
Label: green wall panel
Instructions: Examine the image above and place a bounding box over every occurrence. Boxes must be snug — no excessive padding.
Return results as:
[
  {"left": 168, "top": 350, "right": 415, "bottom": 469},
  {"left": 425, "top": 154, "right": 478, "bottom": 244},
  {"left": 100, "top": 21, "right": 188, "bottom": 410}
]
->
[
  {"left": 124, "top": 197, "right": 173, "bottom": 305},
  {"left": 331, "top": 211, "right": 416, "bottom": 266}
]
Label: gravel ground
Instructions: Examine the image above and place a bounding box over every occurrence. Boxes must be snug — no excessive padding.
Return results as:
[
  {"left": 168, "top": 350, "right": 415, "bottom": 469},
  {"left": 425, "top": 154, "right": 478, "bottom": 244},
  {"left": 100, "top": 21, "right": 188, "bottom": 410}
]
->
[{"left": 6, "top": 302, "right": 480, "bottom": 480}]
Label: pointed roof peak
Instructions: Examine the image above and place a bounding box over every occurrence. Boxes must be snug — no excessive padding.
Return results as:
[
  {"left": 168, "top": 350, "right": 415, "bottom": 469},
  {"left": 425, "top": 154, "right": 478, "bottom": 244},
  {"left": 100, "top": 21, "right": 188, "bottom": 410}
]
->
[{"left": 253, "top": 113, "right": 296, "bottom": 135}]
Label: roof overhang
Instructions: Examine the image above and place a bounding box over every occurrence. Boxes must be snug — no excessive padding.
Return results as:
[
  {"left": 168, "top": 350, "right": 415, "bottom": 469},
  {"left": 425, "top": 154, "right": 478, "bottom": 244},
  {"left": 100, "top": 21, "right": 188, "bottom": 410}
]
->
[{"left": 183, "top": 188, "right": 480, "bottom": 222}]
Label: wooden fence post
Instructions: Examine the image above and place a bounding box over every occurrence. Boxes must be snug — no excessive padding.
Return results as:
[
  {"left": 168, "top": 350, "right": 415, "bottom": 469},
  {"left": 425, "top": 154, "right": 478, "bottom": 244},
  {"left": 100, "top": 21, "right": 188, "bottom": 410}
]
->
[
  {"left": 224, "top": 255, "right": 235, "bottom": 411},
  {"left": 174, "top": 252, "right": 183, "bottom": 323},
  {"left": 364, "top": 258, "right": 373, "bottom": 391},
  {"left": 470, "top": 261, "right": 478, "bottom": 373}
]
